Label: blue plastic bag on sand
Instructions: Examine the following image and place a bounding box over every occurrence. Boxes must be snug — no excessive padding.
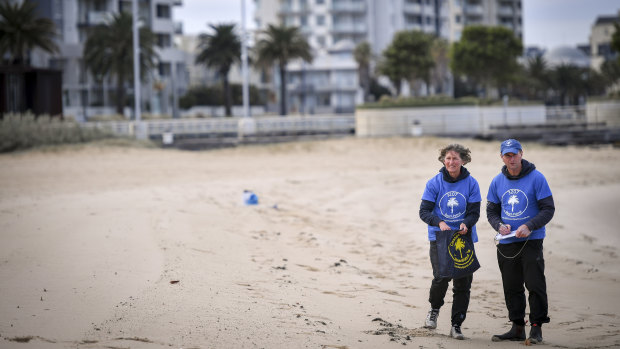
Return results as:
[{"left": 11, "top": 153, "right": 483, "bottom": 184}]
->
[
  {"left": 243, "top": 190, "right": 258, "bottom": 205},
  {"left": 435, "top": 229, "right": 480, "bottom": 279}
]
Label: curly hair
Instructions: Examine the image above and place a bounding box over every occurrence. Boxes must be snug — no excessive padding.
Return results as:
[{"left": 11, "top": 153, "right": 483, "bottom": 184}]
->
[{"left": 437, "top": 144, "right": 471, "bottom": 165}]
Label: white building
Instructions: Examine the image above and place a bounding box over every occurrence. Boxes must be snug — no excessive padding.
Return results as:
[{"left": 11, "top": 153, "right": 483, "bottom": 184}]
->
[
  {"left": 253, "top": 0, "right": 523, "bottom": 113},
  {"left": 29, "top": 0, "right": 187, "bottom": 120},
  {"left": 589, "top": 10, "right": 620, "bottom": 72}
]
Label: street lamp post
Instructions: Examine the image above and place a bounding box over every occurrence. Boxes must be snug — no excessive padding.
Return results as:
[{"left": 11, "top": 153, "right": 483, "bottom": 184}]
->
[
  {"left": 132, "top": 0, "right": 143, "bottom": 138},
  {"left": 241, "top": 0, "right": 250, "bottom": 118}
]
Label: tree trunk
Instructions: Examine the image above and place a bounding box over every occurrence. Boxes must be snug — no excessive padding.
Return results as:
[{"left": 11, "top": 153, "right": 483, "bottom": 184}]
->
[
  {"left": 362, "top": 67, "right": 370, "bottom": 102},
  {"left": 223, "top": 77, "right": 232, "bottom": 117},
  {"left": 279, "top": 64, "right": 287, "bottom": 116},
  {"left": 116, "top": 70, "right": 125, "bottom": 116}
]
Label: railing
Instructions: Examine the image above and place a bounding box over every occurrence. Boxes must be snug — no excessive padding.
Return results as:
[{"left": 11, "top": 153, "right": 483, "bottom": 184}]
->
[
  {"left": 83, "top": 115, "right": 356, "bottom": 139},
  {"left": 331, "top": 23, "right": 367, "bottom": 33},
  {"left": 403, "top": 3, "right": 421, "bottom": 13},
  {"left": 331, "top": 2, "right": 366, "bottom": 12}
]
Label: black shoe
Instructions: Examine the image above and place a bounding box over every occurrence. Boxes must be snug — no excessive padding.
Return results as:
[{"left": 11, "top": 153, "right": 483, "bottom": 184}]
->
[
  {"left": 450, "top": 324, "right": 465, "bottom": 340},
  {"left": 528, "top": 324, "right": 543, "bottom": 344},
  {"left": 491, "top": 322, "right": 526, "bottom": 342}
]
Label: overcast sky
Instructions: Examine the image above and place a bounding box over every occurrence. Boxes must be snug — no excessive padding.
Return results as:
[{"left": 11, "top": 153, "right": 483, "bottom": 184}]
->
[{"left": 173, "top": 0, "right": 620, "bottom": 51}]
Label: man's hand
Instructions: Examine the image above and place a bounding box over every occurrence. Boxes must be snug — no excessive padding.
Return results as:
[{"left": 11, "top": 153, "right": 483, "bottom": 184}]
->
[
  {"left": 515, "top": 224, "right": 531, "bottom": 238},
  {"left": 499, "top": 223, "right": 512, "bottom": 235}
]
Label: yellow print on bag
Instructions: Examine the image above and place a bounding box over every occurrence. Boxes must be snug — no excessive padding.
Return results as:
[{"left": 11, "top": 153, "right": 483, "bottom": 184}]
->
[{"left": 448, "top": 233, "right": 475, "bottom": 269}]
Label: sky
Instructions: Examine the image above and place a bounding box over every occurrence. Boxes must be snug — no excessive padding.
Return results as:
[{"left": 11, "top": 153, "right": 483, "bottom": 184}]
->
[{"left": 174, "top": 0, "right": 620, "bottom": 52}]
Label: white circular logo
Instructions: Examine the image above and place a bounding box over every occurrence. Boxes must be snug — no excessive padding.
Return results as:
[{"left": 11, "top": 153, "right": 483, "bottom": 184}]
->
[
  {"left": 439, "top": 191, "right": 466, "bottom": 219},
  {"left": 501, "top": 189, "right": 528, "bottom": 217}
]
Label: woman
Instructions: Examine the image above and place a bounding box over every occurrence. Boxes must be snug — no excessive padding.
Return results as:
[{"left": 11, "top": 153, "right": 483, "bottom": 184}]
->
[{"left": 419, "top": 144, "right": 481, "bottom": 340}]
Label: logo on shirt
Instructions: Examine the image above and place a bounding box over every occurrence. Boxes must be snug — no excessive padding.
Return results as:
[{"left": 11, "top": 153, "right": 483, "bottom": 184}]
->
[
  {"left": 449, "top": 233, "right": 476, "bottom": 269},
  {"left": 501, "top": 189, "right": 529, "bottom": 218},
  {"left": 439, "top": 191, "right": 466, "bottom": 219}
]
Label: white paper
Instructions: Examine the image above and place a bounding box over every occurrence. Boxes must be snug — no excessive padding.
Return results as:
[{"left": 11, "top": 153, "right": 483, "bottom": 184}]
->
[{"left": 495, "top": 231, "right": 517, "bottom": 241}]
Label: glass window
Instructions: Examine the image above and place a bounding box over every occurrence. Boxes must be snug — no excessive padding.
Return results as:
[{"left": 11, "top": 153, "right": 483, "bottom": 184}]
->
[
  {"left": 157, "top": 33, "right": 171, "bottom": 48},
  {"left": 159, "top": 62, "right": 171, "bottom": 77},
  {"left": 316, "top": 15, "right": 325, "bottom": 25},
  {"left": 156, "top": 4, "right": 171, "bottom": 18},
  {"left": 316, "top": 0, "right": 324, "bottom": 4}
]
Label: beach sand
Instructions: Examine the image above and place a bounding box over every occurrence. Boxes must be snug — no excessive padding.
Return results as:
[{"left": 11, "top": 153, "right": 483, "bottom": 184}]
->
[{"left": 0, "top": 137, "right": 619, "bottom": 348}]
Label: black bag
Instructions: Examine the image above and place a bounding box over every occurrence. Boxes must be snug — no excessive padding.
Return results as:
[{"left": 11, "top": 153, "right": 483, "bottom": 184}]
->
[{"left": 435, "top": 229, "right": 480, "bottom": 279}]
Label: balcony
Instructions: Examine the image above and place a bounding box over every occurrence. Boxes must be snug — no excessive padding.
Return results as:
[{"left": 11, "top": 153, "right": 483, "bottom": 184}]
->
[
  {"left": 330, "top": 2, "right": 366, "bottom": 13},
  {"left": 403, "top": 3, "right": 421, "bottom": 14},
  {"left": 500, "top": 22, "right": 514, "bottom": 30},
  {"left": 279, "top": 3, "right": 311, "bottom": 15},
  {"left": 464, "top": 4, "right": 483, "bottom": 15},
  {"left": 331, "top": 23, "right": 367, "bottom": 34},
  {"left": 174, "top": 21, "right": 183, "bottom": 35},
  {"left": 498, "top": 6, "right": 514, "bottom": 16},
  {"left": 78, "top": 11, "right": 112, "bottom": 26}
]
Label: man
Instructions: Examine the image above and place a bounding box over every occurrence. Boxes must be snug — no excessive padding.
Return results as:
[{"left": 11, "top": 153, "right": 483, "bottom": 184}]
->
[{"left": 486, "top": 139, "right": 555, "bottom": 344}]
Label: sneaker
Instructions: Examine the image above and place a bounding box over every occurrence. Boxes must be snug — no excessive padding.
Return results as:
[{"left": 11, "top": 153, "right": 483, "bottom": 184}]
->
[
  {"left": 450, "top": 324, "right": 465, "bottom": 340},
  {"left": 424, "top": 308, "right": 440, "bottom": 329},
  {"left": 491, "top": 322, "right": 526, "bottom": 342},
  {"left": 528, "top": 324, "right": 543, "bottom": 344}
]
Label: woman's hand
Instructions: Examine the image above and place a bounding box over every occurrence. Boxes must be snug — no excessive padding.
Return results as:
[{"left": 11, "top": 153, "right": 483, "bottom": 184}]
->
[
  {"left": 458, "top": 223, "right": 468, "bottom": 235},
  {"left": 439, "top": 221, "right": 451, "bottom": 231}
]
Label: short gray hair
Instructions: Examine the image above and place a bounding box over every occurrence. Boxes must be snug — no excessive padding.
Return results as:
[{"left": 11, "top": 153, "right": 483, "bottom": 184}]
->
[{"left": 438, "top": 144, "right": 471, "bottom": 164}]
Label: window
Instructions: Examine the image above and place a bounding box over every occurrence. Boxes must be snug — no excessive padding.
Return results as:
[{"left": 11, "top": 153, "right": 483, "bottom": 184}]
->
[
  {"left": 316, "top": 0, "right": 324, "bottom": 4},
  {"left": 317, "top": 93, "right": 330, "bottom": 106},
  {"left": 317, "top": 36, "right": 326, "bottom": 47},
  {"left": 455, "top": 14, "right": 461, "bottom": 23},
  {"left": 316, "top": 15, "right": 325, "bottom": 25},
  {"left": 159, "top": 62, "right": 171, "bottom": 77},
  {"left": 301, "top": 15, "right": 308, "bottom": 26},
  {"left": 157, "top": 33, "right": 171, "bottom": 48},
  {"left": 156, "top": 4, "right": 171, "bottom": 18}
]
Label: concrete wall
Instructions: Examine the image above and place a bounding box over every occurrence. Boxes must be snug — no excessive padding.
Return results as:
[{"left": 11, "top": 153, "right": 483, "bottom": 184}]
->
[
  {"left": 586, "top": 102, "right": 620, "bottom": 127},
  {"left": 355, "top": 105, "right": 546, "bottom": 137}
]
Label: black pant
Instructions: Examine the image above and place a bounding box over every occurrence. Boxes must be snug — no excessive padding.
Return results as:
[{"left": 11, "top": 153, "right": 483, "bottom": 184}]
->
[
  {"left": 428, "top": 241, "right": 473, "bottom": 326},
  {"left": 497, "top": 239, "right": 550, "bottom": 326}
]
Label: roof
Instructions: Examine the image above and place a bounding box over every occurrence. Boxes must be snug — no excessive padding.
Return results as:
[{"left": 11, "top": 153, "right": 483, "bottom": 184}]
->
[
  {"left": 543, "top": 46, "right": 590, "bottom": 68},
  {"left": 595, "top": 15, "right": 620, "bottom": 25}
]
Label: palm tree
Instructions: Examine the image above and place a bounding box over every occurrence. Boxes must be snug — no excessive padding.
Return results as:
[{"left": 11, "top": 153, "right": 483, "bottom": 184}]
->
[
  {"left": 195, "top": 24, "right": 241, "bottom": 117},
  {"left": 455, "top": 238, "right": 465, "bottom": 259},
  {"left": 526, "top": 55, "right": 550, "bottom": 99},
  {"left": 0, "top": 1, "right": 59, "bottom": 66},
  {"left": 447, "top": 197, "right": 459, "bottom": 214},
  {"left": 430, "top": 38, "right": 449, "bottom": 96},
  {"left": 83, "top": 11, "right": 158, "bottom": 115},
  {"left": 255, "top": 24, "right": 312, "bottom": 116},
  {"left": 507, "top": 195, "right": 519, "bottom": 212},
  {"left": 354, "top": 41, "right": 372, "bottom": 102}
]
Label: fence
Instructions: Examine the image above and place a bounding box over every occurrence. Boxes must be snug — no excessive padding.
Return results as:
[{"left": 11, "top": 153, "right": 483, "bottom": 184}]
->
[
  {"left": 355, "top": 102, "right": 620, "bottom": 144},
  {"left": 355, "top": 105, "right": 546, "bottom": 137},
  {"left": 84, "top": 115, "right": 356, "bottom": 141}
]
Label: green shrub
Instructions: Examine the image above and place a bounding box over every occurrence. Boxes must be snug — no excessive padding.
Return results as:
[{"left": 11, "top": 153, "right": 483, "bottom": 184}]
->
[
  {"left": 357, "top": 96, "right": 542, "bottom": 109},
  {"left": 0, "top": 113, "right": 119, "bottom": 153},
  {"left": 358, "top": 96, "right": 478, "bottom": 109}
]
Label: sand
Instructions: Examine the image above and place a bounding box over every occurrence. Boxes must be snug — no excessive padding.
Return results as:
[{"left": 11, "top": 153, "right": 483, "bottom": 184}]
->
[{"left": 0, "top": 136, "right": 619, "bottom": 349}]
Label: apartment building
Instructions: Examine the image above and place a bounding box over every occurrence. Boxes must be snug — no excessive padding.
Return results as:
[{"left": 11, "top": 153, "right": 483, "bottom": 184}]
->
[
  {"left": 29, "top": 0, "right": 187, "bottom": 120},
  {"left": 254, "top": 0, "right": 522, "bottom": 113},
  {"left": 589, "top": 10, "right": 620, "bottom": 72}
]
